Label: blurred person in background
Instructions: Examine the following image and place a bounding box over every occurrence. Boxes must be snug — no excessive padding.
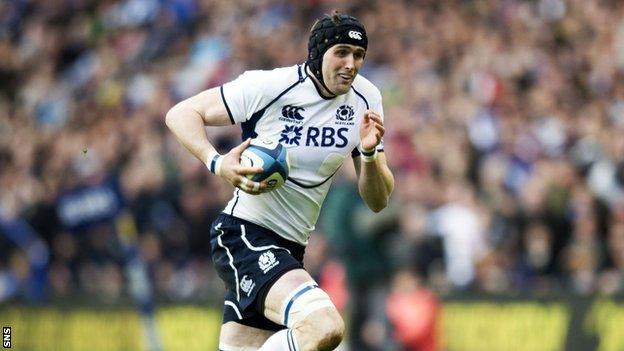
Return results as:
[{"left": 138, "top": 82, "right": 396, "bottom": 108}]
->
[
  {"left": 386, "top": 267, "right": 439, "bottom": 351},
  {"left": 320, "top": 166, "right": 396, "bottom": 350},
  {"left": 53, "top": 146, "right": 164, "bottom": 349},
  {"left": 166, "top": 11, "right": 393, "bottom": 351},
  {"left": 430, "top": 179, "right": 488, "bottom": 290}
]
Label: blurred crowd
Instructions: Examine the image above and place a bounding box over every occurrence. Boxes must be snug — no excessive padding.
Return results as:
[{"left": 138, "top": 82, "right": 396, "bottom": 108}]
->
[{"left": 2, "top": 0, "right": 624, "bottom": 349}]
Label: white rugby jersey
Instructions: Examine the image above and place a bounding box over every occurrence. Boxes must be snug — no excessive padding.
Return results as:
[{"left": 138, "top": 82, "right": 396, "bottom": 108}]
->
[{"left": 220, "top": 63, "right": 384, "bottom": 245}]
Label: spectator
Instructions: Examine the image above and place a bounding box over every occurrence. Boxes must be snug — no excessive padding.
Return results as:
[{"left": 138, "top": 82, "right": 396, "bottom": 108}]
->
[{"left": 3, "top": 0, "right": 624, "bottom": 348}]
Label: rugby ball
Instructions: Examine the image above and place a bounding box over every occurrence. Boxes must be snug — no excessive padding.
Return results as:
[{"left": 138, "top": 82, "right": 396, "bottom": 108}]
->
[{"left": 240, "top": 138, "right": 289, "bottom": 190}]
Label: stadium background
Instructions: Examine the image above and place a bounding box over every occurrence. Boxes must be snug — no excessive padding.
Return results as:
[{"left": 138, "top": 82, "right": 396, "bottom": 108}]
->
[{"left": 1, "top": 0, "right": 624, "bottom": 350}]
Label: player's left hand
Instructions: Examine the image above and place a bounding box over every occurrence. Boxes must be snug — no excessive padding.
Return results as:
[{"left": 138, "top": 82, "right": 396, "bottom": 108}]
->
[{"left": 359, "top": 110, "right": 384, "bottom": 151}]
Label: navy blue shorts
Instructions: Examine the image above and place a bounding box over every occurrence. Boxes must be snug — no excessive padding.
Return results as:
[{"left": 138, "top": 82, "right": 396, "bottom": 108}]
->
[{"left": 210, "top": 213, "right": 306, "bottom": 331}]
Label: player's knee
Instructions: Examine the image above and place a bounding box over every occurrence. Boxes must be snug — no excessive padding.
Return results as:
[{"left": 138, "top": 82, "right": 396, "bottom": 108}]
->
[
  {"left": 314, "top": 308, "right": 345, "bottom": 349},
  {"left": 279, "top": 282, "right": 344, "bottom": 349},
  {"left": 325, "top": 312, "right": 346, "bottom": 349},
  {"left": 296, "top": 308, "right": 344, "bottom": 350}
]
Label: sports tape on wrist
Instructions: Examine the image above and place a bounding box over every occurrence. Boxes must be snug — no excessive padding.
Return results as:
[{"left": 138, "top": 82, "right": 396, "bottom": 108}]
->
[
  {"left": 359, "top": 146, "right": 378, "bottom": 163},
  {"left": 207, "top": 150, "right": 223, "bottom": 175}
]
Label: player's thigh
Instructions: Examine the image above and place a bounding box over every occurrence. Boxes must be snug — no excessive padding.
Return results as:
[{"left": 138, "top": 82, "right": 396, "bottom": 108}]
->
[
  {"left": 219, "top": 321, "right": 274, "bottom": 350},
  {"left": 263, "top": 269, "right": 313, "bottom": 322}
]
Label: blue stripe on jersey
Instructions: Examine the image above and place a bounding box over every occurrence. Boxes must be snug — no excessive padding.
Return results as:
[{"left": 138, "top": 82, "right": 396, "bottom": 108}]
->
[
  {"left": 241, "top": 109, "right": 265, "bottom": 140},
  {"left": 241, "top": 76, "right": 305, "bottom": 140},
  {"left": 283, "top": 284, "right": 319, "bottom": 327},
  {"left": 287, "top": 170, "right": 338, "bottom": 189},
  {"left": 220, "top": 86, "right": 235, "bottom": 125},
  {"left": 297, "top": 64, "right": 304, "bottom": 83},
  {"left": 351, "top": 86, "right": 369, "bottom": 109},
  {"left": 230, "top": 188, "right": 241, "bottom": 215}
]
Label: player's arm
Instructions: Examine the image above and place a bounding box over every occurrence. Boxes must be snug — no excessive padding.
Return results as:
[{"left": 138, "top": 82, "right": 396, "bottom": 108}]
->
[
  {"left": 353, "top": 110, "right": 394, "bottom": 212},
  {"left": 165, "top": 88, "right": 267, "bottom": 194}
]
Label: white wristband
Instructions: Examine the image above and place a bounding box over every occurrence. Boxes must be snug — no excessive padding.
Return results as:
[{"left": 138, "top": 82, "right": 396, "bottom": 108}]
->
[
  {"left": 207, "top": 150, "right": 223, "bottom": 175},
  {"left": 359, "top": 147, "right": 378, "bottom": 163}
]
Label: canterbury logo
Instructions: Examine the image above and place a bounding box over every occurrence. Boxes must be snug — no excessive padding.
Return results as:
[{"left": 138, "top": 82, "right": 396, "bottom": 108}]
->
[
  {"left": 281, "top": 105, "right": 305, "bottom": 121},
  {"left": 348, "top": 31, "right": 362, "bottom": 40}
]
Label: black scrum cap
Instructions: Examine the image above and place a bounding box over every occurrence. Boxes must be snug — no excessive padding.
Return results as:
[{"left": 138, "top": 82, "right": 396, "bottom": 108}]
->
[{"left": 307, "top": 13, "right": 368, "bottom": 86}]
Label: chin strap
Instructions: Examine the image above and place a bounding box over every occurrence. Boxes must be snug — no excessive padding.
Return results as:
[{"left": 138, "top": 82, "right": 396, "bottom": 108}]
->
[
  {"left": 306, "top": 63, "right": 337, "bottom": 97},
  {"left": 319, "top": 79, "right": 337, "bottom": 97}
]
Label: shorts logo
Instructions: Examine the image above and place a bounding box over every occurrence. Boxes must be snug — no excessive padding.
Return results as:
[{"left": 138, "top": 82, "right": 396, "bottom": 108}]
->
[
  {"left": 335, "top": 105, "right": 355, "bottom": 125},
  {"left": 240, "top": 275, "right": 256, "bottom": 296},
  {"left": 280, "top": 105, "right": 305, "bottom": 123},
  {"left": 348, "top": 31, "right": 362, "bottom": 40},
  {"left": 258, "top": 251, "right": 280, "bottom": 274}
]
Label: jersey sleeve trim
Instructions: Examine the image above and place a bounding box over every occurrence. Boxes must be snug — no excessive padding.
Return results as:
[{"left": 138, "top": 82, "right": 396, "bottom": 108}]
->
[
  {"left": 220, "top": 85, "right": 235, "bottom": 125},
  {"left": 351, "top": 86, "right": 370, "bottom": 109}
]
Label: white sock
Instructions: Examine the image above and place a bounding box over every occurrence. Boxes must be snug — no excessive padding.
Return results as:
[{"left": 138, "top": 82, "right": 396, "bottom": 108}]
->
[
  {"left": 218, "top": 344, "right": 256, "bottom": 351},
  {"left": 257, "top": 329, "right": 300, "bottom": 351}
]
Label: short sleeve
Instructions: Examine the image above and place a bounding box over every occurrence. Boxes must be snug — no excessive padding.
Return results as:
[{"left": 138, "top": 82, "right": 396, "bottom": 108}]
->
[
  {"left": 352, "top": 89, "right": 385, "bottom": 157},
  {"left": 220, "top": 71, "right": 269, "bottom": 124},
  {"left": 371, "top": 93, "right": 385, "bottom": 152}
]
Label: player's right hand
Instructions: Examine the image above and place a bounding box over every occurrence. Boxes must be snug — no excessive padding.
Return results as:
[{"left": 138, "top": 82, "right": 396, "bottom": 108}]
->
[{"left": 218, "top": 139, "right": 269, "bottom": 195}]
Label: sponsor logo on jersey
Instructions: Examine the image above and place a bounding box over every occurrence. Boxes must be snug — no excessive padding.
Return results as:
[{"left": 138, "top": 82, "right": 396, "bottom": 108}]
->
[
  {"left": 258, "top": 251, "right": 279, "bottom": 274},
  {"left": 240, "top": 275, "right": 256, "bottom": 296},
  {"left": 335, "top": 105, "right": 355, "bottom": 125},
  {"left": 280, "top": 105, "right": 305, "bottom": 123},
  {"left": 348, "top": 31, "right": 362, "bottom": 40},
  {"left": 279, "top": 125, "right": 303, "bottom": 145},
  {"left": 281, "top": 125, "right": 349, "bottom": 148}
]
